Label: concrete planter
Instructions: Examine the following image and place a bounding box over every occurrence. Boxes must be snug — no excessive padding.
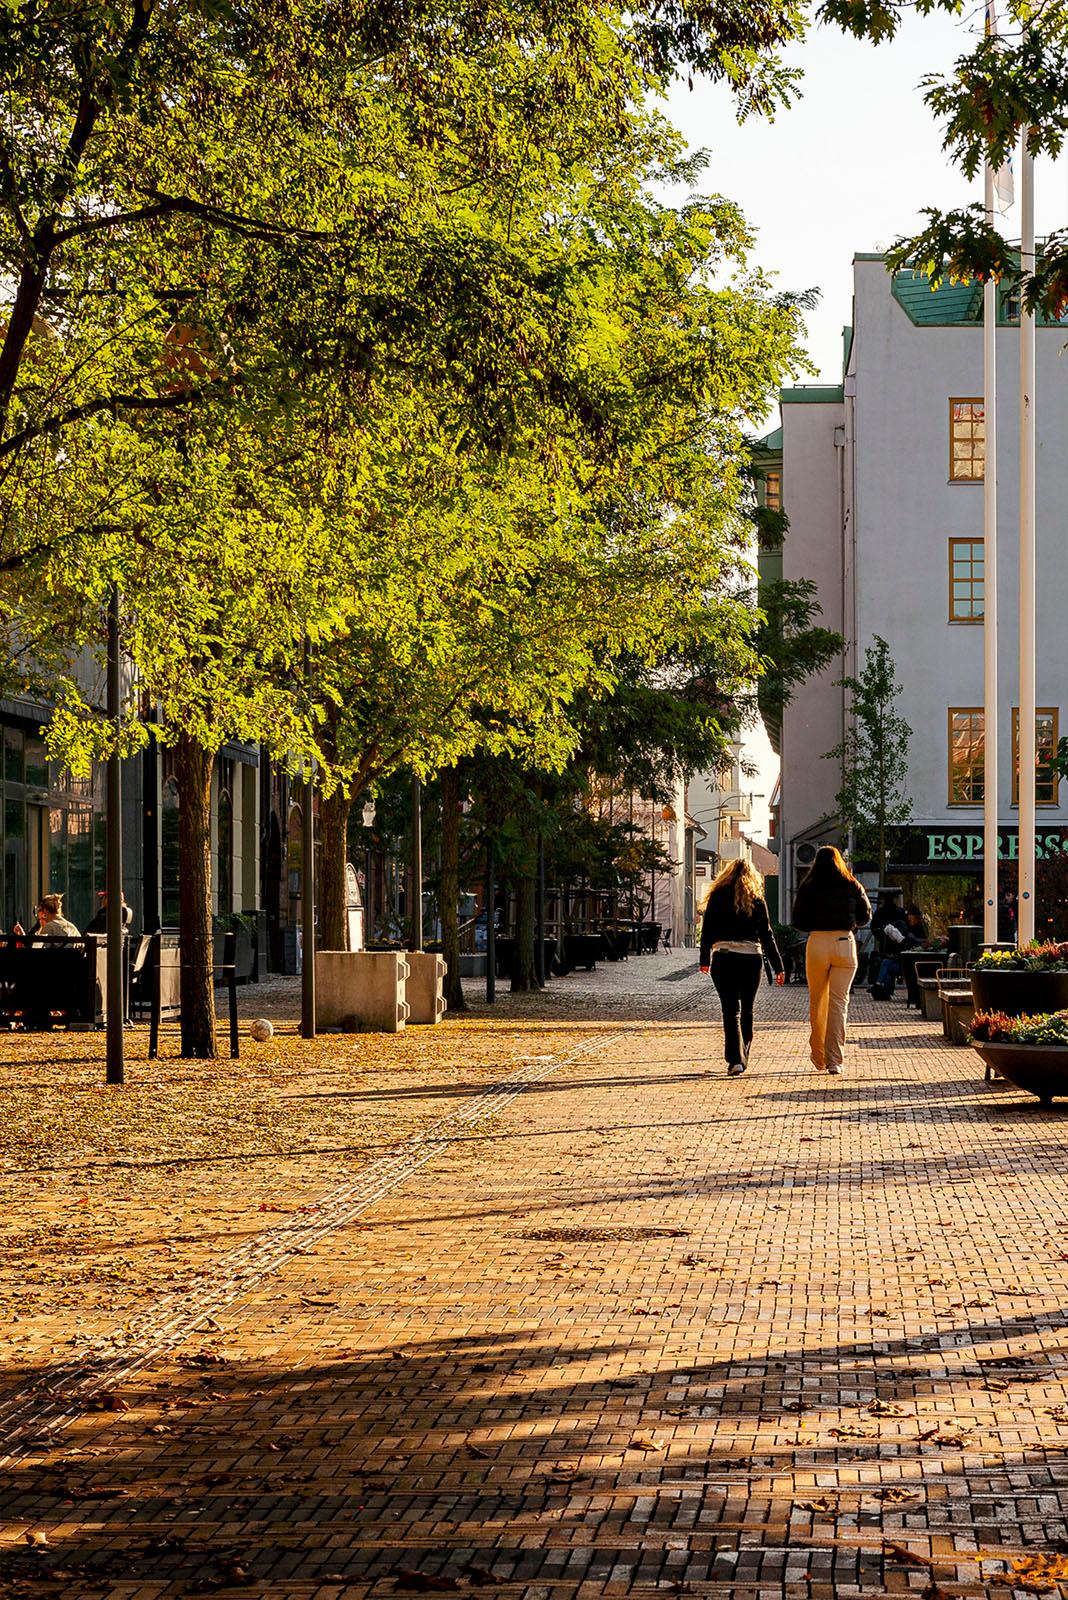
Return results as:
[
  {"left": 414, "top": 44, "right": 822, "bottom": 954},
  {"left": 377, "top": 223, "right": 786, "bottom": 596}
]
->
[
  {"left": 315, "top": 950, "right": 410, "bottom": 1033},
  {"left": 970, "top": 967, "right": 1068, "bottom": 1018},
  {"left": 406, "top": 951, "right": 447, "bottom": 1025},
  {"left": 971, "top": 1041, "right": 1068, "bottom": 1106}
]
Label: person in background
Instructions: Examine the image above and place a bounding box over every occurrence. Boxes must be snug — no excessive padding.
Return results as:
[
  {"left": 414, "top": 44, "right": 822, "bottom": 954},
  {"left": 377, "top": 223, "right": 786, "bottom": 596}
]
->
[
  {"left": 699, "top": 858, "right": 784, "bottom": 1077},
  {"left": 14, "top": 893, "right": 81, "bottom": 940},
  {"left": 85, "top": 890, "right": 132, "bottom": 935},
  {"left": 869, "top": 890, "right": 909, "bottom": 1001},
  {"left": 792, "top": 846, "right": 871, "bottom": 1076}
]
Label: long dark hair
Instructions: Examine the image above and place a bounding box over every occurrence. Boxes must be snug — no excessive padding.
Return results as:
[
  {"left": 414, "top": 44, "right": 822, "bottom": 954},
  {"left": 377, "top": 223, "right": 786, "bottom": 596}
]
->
[{"left": 801, "top": 845, "right": 862, "bottom": 893}]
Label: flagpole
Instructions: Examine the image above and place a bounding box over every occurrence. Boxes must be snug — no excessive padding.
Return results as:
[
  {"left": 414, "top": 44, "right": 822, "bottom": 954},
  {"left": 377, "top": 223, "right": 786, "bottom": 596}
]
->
[
  {"left": 983, "top": 161, "right": 999, "bottom": 945},
  {"left": 1018, "top": 128, "right": 1037, "bottom": 945}
]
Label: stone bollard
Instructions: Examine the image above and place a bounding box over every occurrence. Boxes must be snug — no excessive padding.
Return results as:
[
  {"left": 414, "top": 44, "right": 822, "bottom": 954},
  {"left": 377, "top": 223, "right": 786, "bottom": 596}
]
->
[
  {"left": 406, "top": 952, "right": 447, "bottom": 1025},
  {"left": 315, "top": 951, "right": 410, "bottom": 1033}
]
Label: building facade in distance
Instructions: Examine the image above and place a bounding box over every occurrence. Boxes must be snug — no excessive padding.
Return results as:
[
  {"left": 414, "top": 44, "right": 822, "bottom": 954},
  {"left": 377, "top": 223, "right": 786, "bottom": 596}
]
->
[{"left": 776, "top": 253, "right": 1068, "bottom": 934}]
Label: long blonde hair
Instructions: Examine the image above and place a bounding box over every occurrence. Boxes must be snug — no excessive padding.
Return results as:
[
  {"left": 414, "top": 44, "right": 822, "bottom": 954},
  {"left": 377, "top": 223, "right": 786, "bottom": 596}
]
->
[{"left": 705, "top": 857, "right": 764, "bottom": 917}]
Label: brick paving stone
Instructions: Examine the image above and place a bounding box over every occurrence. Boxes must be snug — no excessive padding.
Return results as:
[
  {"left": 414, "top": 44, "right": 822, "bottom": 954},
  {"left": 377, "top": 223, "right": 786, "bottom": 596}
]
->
[{"left": 5, "top": 963, "right": 1068, "bottom": 1595}]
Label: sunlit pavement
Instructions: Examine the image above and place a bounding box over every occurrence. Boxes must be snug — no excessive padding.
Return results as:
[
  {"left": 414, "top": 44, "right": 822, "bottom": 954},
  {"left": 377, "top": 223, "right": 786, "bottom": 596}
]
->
[{"left": 3, "top": 963, "right": 1068, "bottom": 1597}]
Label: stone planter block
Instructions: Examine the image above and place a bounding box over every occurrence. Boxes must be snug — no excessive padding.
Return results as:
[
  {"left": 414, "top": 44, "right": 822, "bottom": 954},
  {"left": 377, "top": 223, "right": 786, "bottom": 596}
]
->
[
  {"left": 918, "top": 977, "right": 943, "bottom": 1023},
  {"left": 406, "top": 951, "right": 447, "bottom": 1025},
  {"left": 315, "top": 951, "right": 410, "bottom": 1033}
]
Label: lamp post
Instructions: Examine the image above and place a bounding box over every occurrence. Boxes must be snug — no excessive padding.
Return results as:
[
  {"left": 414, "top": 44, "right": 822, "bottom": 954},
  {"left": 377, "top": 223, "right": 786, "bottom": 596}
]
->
[
  {"left": 1018, "top": 129, "right": 1037, "bottom": 944},
  {"left": 105, "top": 582, "right": 124, "bottom": 1086},
  {"left": 485, "top": 841, "right": 496, "bottom": 1004},
  {"left": 299, "top": 639, "right": 316, "bottom": 1038},
  {"left": 361, "top": 797, "right": 376, "bottom": 948},
  {"left": 411, "top": 775, "right": 423, "bottom": 951}
]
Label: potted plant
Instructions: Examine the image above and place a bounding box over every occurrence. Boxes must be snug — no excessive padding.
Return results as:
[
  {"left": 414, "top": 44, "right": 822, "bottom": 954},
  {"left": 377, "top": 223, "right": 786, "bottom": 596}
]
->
[
  {"left": 969, "top": 1009, "right": 1068, "bottom": 1106},
  {"left": 970, "top": 941, "right": 1068, "bottom": 1017}
]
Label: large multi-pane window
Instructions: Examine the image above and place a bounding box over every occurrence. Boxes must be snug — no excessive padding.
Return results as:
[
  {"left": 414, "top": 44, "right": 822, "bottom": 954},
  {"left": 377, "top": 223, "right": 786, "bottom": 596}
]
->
[
  {"left": 950, "top": 398, "right": 985, "bottom": 482},
  {"left": 764, "top": 470, "right": 782, "bottom": 512},
  {"left": 949, "top": 538, "right": 984, "bottom": 621},
  {"left": 1013, "top": 708, "right": 1060, "bottom": 807},
  {"left": 949, "top": 709, "right": 985, "bottom": 804}
]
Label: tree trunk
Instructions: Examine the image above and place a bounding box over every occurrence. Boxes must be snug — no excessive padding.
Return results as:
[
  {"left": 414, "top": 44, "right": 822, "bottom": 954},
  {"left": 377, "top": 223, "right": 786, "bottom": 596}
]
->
[
  {"left": 440, "top": 766, "right": 466, "bottom": 1012},
  {"left": 512, "top": 867, "right": 537, "bottom": 992},
  {"left": 319, "top": 787, "right": 352, "bottom": 951},
  {"left": 175, "top": 731, "right": 217, "bottom": 1059}
]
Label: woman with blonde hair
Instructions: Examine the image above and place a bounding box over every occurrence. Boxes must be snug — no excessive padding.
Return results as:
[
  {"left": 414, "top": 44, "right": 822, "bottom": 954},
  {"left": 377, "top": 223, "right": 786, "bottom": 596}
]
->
[
  {"left": 791, "top": 845, "right": 871, "bottom": 1076},
  {"left": 699, "top": 858, "right": 784, "bottom": 1076}
]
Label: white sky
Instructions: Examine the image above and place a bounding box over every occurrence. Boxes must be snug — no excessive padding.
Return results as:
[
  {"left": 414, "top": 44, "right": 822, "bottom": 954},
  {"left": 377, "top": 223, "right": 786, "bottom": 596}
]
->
[
  {"left": 659, "top": 7, "right": 1068, "bottom": 838},
  {"left": 660, "top": 5, "right": 1066, "bottom": 383}
]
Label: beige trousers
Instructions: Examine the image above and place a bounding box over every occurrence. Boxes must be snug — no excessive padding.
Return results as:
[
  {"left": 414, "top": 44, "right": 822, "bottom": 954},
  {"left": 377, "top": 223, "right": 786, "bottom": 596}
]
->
[{"left": 805, "top": 930, "right": 858, "bottom": 1070}]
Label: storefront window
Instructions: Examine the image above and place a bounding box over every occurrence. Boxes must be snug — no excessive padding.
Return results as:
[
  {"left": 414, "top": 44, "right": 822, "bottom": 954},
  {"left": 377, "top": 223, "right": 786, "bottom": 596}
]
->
[
  {"left": 162, "top": 778, "right": 180, "bottom": 926},
  {"left": 3, "top": 800, "right": 24, "bottom": 930},
  {"left": 217, "top": 789, "right": 233, "bottom": 914},
  {"left": 25, "top": 734, "right": 47, "bottom": 789},
  {"left": 67, "top": 804, "right": 93, "bottom": 931},
  {"left": 4, "top": 727, "right": 23, "bottom": 784}
]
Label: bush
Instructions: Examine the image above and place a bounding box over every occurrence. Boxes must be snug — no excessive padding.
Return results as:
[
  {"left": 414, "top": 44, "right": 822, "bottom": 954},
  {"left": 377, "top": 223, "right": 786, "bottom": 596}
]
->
[
  {"left": 973, "top": 941, "right": 1068, "bottom": 972},
  {"left": 969, "top": 1008, "right": 1068, "bottom": 1045}
]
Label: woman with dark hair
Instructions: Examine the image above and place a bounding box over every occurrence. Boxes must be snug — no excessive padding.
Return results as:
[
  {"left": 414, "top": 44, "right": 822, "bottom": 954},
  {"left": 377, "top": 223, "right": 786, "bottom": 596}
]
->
[
  {"left": 792, "top": 846, "right": 871, "bottom": 1076},
  {"left": 699, "top": 858, "right": 784, "bottom": 1076}
]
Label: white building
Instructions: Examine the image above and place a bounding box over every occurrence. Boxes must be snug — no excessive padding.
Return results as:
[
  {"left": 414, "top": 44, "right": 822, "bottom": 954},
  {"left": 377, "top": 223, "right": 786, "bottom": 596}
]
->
[{"left": 775, "top": 252, "right": 1068, "bottom": 936}]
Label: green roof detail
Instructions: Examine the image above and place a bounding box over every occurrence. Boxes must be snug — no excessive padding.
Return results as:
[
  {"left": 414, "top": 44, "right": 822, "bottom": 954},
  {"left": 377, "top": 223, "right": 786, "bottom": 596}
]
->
[
  {"left": 892, "top": 269, "right": 983, "bottom": 325},
  {"left": 781, "top": 384, "right": 844, "bottom": 404},
  {"left": 753, "top": 425, "right": 782, "bottom": 453}
]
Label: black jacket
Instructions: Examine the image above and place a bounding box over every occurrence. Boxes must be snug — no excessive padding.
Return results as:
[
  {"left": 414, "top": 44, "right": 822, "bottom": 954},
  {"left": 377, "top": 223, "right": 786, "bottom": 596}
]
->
[
  {"left": 792, "top": 879, "right": 872, "bottom": 934},
  {"left": 699, "top": 889, "right": 783, "bottom": 972}
]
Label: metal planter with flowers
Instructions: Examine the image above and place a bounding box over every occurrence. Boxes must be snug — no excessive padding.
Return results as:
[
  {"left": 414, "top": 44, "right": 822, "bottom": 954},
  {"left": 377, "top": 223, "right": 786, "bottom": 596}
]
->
[
  {"left": 969, "top": 1010, "right": 1068, "bottom": 1106},
  {"left": 970, "top": 942, "right": 1068, "bottom": 1018}
]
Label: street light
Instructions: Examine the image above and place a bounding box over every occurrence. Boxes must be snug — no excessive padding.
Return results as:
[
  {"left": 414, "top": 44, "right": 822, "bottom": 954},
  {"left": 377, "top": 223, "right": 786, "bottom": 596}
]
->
[{"left": 361, "top": 798, "right": 375, "bottom": 949}]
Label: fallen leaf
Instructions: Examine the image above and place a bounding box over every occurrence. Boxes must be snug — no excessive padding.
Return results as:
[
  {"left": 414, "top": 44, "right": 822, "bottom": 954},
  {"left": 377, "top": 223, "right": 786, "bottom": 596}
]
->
[
  {"left": 884, "top": 1541, "right": 932, "bottom": 1569},
  {"left": 868, "top": 1399, "right": 907, "bottom": 1416},
  {"left": 991, "top": 1552, "right": 1068, "bottom": 1593},
  {"left": 394, "top": 1570, "right": 464, "bottom": 1592},
  {"left": 86, "top": 1392, "right": 129, "bottom": 1412},
  {"left": 829, "top": 1425, "right": 874, "bottom": 1439},
  {"left": 629, "top": 1433, "right": 664, "bottom": 1451},
  {"left": 796, "top": 1495, "right": 836, "bottom": 1514}
]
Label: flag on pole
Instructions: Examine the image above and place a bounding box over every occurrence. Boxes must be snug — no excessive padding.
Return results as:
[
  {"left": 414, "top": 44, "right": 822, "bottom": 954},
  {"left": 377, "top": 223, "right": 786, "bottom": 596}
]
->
[{"left": 987, "top": 0, "right": 1015, "bottom": 213}]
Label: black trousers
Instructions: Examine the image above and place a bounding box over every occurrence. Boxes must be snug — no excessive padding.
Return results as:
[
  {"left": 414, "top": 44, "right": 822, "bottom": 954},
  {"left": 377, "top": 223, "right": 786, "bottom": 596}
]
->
[{"left": 710, "top": 950, "right": 763, "bottom": 1065}]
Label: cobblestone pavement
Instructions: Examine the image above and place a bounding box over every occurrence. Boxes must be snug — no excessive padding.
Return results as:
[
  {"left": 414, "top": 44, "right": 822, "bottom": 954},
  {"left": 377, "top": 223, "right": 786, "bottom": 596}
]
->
[{"left": 5, "top": 958, "right": 1068, "bottom": 1598}]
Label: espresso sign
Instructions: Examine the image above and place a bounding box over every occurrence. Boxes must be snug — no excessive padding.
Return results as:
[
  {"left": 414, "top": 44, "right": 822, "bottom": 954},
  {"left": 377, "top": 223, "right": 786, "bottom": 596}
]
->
[{"left": 888, "top": 826, "right": 1068, "bottom": 868}]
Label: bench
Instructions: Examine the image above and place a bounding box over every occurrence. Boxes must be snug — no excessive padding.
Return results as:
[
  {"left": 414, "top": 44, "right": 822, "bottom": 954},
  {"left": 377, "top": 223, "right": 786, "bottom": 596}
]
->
[{"left": 0, "top": 935, "right": 103, "bottom": 1029}]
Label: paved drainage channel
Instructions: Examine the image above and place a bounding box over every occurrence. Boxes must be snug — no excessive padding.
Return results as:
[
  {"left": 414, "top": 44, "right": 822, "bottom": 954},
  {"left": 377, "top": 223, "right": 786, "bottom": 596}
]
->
[{"left": 0, "top": 982, "right": 707, "bottom": 1466}]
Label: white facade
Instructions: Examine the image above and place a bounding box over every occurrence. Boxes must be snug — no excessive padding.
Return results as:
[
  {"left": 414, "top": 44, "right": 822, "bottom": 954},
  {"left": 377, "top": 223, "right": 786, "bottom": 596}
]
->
[{"left": 779, "top": 253, "right": 1068, "bottom": 923}]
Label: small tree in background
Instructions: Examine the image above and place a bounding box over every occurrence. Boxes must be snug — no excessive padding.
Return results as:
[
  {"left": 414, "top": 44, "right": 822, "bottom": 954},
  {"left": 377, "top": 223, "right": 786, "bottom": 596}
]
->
[{"left": 827, "top": 635, "right": 913, "bottom": 883}]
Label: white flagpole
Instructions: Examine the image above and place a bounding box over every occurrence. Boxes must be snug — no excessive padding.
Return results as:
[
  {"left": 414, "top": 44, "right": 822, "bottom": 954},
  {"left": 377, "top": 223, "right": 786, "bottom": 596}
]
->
[
  {"left": 1018, "top": 129, "right": 1037, "bottom": 944},
  {"left": 983, "top": 160, "right": 999, "bottom": 945}
]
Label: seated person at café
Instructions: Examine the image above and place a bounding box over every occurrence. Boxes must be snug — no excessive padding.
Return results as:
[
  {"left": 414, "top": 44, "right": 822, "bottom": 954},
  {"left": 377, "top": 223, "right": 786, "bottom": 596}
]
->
[
  {"left": 85, "top": 890, "right": 132, "bottom": 934},
  {"left": 14, "top": 893, "right": 81, "bottom": 940},
  {"left": 870, "top": 891, "right": 911, "bottom": 1000}
]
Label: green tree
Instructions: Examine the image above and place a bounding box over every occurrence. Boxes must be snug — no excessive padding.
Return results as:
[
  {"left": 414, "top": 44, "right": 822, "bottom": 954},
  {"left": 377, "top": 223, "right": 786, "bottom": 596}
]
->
[{"left": 827, "top": 634, "right": 913, "bottom": 882}]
